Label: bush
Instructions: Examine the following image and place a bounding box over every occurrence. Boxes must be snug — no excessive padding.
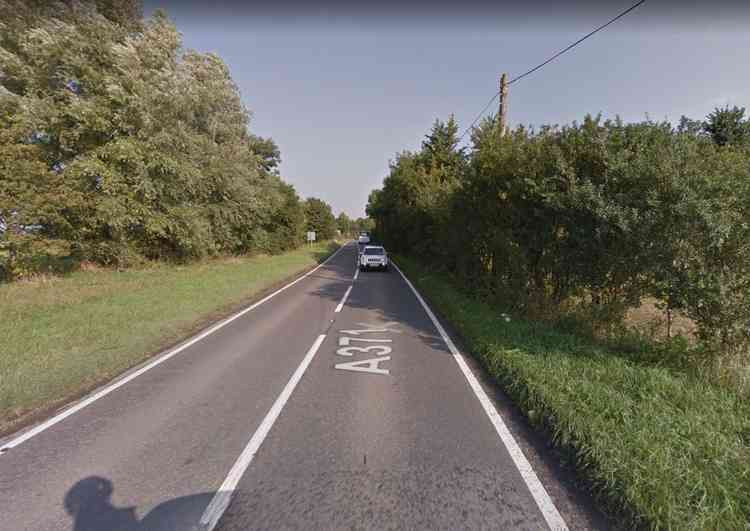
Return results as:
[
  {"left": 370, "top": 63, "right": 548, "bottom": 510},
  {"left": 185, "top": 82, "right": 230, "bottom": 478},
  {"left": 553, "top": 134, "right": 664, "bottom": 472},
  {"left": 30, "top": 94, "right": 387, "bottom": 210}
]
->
[{"left": 367, "top": 113, "right": 750, "bottom": 358}]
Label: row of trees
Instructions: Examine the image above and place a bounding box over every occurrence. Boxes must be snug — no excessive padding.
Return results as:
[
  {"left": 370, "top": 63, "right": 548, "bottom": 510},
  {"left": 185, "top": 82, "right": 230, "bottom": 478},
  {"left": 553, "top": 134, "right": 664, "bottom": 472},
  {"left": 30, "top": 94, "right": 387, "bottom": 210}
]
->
[
  {"left": 367, "top": 108, "right": 750, "bottom": 355},
  {"left": 336, "top": 213, "right": 374, "bottom": 239},
  {"left": 300, "top": 200, "right": 372, "bottom": 242},
  {"left": 0, "top": 1, "right": 346, "bottom": 279}
]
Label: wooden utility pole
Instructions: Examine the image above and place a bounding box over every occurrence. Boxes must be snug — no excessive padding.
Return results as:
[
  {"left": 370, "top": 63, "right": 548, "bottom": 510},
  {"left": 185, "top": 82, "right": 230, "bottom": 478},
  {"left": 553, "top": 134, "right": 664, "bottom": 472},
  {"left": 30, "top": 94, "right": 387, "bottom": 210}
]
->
[{"left": 498, "top": 73, "right": 508, "bottom": 137}]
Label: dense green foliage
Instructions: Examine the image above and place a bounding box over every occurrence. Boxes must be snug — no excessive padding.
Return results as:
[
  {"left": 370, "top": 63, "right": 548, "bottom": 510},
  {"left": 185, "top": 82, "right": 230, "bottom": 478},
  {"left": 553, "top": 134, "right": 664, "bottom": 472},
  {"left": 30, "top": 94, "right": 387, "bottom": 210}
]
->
[
  {"left": 704, "top": 105, "right": 750, "bottom": 147},
  {"left": 336, "top": 212, "right": 352, "bottom": 236},
  {"left": 304, "top": 197, "right": 337, "bottom": 240},
  {"left": 336, "top": 212, "right": 373, "bottom": 238},
  {"left": 0, "top": 1, "right": 337, "bottom": 278},
  {"left": 396, "top": 255, "right": 750, "bottom": 530},
  {"left": 368, "top": 112, "right": 750, "bottom": 358}
]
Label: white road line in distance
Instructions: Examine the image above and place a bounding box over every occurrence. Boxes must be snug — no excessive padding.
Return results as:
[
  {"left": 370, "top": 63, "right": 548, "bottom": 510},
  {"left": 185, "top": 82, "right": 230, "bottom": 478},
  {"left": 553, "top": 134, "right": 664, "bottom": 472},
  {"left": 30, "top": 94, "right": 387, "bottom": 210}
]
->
[
  {"left": 0, "top": 244, "right": 348, "bottom": 452},
  {"left": 392, "top": 262, "right": 568, "bottom": 531},
  {"left": 334, "top": 286, "right": 353, "bottom": 313},
  {"left": 199, "top": 333, "right": 327, "bottom": 531},
  {"left": 353, "top": 268, "right": 359, "bottom": 280}
]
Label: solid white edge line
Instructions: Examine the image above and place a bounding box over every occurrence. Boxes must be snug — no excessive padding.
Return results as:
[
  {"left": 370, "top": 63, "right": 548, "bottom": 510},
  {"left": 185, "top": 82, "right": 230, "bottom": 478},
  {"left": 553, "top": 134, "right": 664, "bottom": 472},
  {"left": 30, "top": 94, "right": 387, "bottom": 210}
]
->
[
  {"left": 392, "top": 262, "right": 568, "bottom": 531},
  {"left": 334, "top": 285, "right": 353, "bottom": 313},
  {"left": 1, "top": 244, "right": 348, "bottom": 452},
  {"left": 199, "top": 333, "right": 327, "bottom": 531}
]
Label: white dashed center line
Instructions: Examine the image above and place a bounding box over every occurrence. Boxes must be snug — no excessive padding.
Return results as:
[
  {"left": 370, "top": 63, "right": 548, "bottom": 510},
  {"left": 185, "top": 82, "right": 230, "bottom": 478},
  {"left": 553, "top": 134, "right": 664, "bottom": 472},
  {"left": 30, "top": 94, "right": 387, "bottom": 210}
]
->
[{"left": 334, "top": 286, "right": 353, "bottom": 313}]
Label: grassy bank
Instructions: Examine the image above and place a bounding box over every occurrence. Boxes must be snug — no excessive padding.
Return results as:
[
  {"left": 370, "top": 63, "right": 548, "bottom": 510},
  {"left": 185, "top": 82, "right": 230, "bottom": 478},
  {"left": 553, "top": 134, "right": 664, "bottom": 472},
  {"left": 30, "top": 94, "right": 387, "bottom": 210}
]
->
[
  {"left": 0, "top": 242, "right": 340, "bottom": 434},
  {"left": 395, "top": 255, "right": 750, "bottom": 530}
]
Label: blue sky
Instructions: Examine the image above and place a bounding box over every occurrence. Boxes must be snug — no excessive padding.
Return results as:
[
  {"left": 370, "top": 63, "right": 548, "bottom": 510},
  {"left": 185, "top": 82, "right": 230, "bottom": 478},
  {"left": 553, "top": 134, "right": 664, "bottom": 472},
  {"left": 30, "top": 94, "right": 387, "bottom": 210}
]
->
[{"left": 144, "top": 1, "right": 750, "bottom": 217}]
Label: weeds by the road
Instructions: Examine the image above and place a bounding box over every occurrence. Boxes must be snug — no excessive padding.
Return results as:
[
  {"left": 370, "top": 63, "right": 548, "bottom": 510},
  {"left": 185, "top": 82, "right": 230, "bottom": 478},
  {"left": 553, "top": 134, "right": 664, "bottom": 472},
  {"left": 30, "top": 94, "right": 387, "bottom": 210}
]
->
[
  {"left": 396, "top": 255, "right": 750, "bottom": 530},
  {"left": 0, "top": 242, "right": 339, "bottom": 434}
]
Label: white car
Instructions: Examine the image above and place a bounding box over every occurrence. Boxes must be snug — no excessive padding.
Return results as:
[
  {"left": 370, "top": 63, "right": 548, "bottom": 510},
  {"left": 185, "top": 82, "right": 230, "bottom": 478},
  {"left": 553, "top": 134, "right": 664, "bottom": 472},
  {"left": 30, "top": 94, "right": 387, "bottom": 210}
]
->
[
  {"left": 357, "top": 232, "right": 370, "bottom": 244},
  {"left": 359, "top": 245, "right": 388, "bottom": 271}
]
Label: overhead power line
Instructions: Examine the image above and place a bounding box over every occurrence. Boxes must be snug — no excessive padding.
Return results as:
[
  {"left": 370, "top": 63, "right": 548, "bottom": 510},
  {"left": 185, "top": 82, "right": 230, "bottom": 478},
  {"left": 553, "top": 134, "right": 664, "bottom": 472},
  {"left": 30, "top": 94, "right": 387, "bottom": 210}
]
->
[
  {"left": 458, "top": 0, "right": 647, "bottom": 141},
  {"left": 458, "top": 94, "right": 500, "bottom": 141},
  {"left": 507, "top": 0, "right": 646, "bottom": 86}
]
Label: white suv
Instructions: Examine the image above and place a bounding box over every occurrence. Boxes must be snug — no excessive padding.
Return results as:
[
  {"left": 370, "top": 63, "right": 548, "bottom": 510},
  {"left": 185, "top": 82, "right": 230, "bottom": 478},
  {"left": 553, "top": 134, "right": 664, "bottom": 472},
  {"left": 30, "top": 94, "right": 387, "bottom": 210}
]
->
[
  {"left": 359, "top": 246, "right": 388, "bottom": 271},
  {"left": 357, "top": 232, "right": 370, "bottom": 244}
]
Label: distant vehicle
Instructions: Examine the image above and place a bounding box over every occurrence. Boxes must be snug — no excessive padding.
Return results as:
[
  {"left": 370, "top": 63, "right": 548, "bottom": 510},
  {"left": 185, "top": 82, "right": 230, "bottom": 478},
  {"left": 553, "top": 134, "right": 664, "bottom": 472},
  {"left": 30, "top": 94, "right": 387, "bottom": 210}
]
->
[
  {"left": 357, "top": 232, "right": 370, "bottom": 245},
  {"left": 359, "top": 245, "right": 388, "bottom": 271}
]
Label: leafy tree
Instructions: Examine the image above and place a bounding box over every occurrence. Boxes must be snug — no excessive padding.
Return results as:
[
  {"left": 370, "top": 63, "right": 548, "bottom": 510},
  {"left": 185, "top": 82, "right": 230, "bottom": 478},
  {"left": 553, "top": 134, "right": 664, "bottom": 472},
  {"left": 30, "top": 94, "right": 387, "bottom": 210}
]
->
[
  {"left": 356, "top": 217, "right": 374, "bottom": 231},
  {"left": 85, "top": 0, "right": 143, "bottom": 28},
  {"left": 420, "top": 116, "right": 466, "bottom": 171},
  {"left": 1, "top": 0, "right": 308, "bottom": 277},
  {"left": 351, "top": 216, "right": 374, "bottom": 237},
  {"left": 265, "top": 182, "right": 305, "bottom": 253},
  {"left": 248, "top": 134, "right": 281, "bottom": 175},
  {"left": 304, "top": 198, "right": 336, "bottom": 240},
  {"left": 703, "top": 105, "right": 750, "bottom": 146},
  {"left": 367, "top": 116, "right": 466, "bottom": 260},
  {"left": 336, "top": 212, "right": 352, "bottom": 237}
]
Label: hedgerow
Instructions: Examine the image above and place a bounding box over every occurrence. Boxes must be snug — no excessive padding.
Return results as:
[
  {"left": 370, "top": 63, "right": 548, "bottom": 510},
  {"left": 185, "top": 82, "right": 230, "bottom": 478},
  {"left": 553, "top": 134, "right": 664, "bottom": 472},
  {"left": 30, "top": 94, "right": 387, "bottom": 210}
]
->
[{"left": 367, "top": 112, "right": 750, "bottom": 359}]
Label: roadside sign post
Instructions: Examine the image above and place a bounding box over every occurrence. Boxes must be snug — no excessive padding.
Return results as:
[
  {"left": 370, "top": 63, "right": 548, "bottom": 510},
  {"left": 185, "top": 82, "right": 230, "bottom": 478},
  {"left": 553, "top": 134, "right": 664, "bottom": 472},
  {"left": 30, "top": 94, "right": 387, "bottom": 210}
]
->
[{"left": 307, "top": 231, "right": 316, "bottom": 246}]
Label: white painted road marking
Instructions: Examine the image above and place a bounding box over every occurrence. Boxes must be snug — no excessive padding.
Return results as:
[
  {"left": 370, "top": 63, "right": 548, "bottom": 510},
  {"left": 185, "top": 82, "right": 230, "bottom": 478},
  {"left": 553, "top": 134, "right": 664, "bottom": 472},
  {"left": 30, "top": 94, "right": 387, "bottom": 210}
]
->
[
  {"left": 338, "top": 337, "right": 392, "bottom": 346},
  {"left": 392, "top": 263, "right": 568, "bottom": 531},
  {"left": 199, "top": 333, "right": 327, "bottom": 531},
  {"left": 0, "top": 244, "right": 348, "bottom": 453},
  {"left": 335, "top": 325, "right": 393, "bottom": 375},
  {"left": 335, "top": 356, "right": 391, "bottom": 375},
  {"left": 334, "top": 285, "right": 353, "bottom": 313},
  {"left": 353, "top": 268, "right": 359, "bottom": 280},
  {"left": 336, "top": 345, "right": 392, "bottom": 357}
]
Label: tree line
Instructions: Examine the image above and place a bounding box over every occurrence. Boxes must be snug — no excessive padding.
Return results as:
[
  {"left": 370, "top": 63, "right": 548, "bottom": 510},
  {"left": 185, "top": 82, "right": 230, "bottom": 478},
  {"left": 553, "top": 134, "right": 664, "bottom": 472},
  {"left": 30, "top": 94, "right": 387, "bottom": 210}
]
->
[
  {"left": 0, "top": 0, "right": 353, "bottom": 279},
  {"left": 367, "top": 107, "right": 750, "bottom": 357},
  {"left": 336, "top": 213, "right": 374, "bottom": 239}
]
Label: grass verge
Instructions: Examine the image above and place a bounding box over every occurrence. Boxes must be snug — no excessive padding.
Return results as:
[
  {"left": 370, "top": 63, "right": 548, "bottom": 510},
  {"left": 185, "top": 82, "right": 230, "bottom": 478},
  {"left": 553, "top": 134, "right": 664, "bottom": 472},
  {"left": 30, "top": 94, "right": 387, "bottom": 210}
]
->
[
  {"left": 395, "top": 255, "right": 750, "bottom": 530},
  {"left": 0, "top": 241, "right": 340, "bottom": 435}
]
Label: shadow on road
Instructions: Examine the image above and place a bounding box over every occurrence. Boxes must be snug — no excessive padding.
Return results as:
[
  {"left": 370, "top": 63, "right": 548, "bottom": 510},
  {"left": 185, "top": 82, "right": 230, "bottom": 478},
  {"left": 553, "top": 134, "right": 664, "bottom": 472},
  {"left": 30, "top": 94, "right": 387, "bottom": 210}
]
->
[{"left": 64, "top": 476, "right": 214, "bottom": 531}]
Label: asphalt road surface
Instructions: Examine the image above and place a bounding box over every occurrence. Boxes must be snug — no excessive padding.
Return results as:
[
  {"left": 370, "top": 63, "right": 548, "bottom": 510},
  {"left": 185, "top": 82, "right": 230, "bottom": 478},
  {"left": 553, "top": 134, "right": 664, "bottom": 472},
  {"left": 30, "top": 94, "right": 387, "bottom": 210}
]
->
[{"left": 0, "top": 242, "right": 608, "bottom": 530}]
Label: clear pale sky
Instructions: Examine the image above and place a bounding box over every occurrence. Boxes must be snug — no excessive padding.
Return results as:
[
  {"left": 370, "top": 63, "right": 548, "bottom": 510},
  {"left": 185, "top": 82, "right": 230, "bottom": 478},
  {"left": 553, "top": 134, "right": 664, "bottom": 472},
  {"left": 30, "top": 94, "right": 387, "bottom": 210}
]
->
[{"left": 144, "top": 1, "right": 750, "bottom": 217}]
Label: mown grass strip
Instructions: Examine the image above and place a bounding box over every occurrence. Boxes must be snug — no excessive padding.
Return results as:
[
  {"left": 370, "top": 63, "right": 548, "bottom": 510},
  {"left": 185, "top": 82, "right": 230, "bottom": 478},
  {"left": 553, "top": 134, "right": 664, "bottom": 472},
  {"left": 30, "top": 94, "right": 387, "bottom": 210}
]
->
[
  {"left": 395, "top": 255, "right": 750, "bottom": 530},
  {"left": 0, "top": 242, "right": 340, "bottom": 433}
]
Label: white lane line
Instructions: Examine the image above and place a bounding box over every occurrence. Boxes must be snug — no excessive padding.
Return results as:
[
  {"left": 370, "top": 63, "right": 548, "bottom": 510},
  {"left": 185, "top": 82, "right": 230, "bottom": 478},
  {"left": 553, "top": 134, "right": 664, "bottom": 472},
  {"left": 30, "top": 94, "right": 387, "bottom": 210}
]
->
[
  {"left": 199, "top": 333, "right": 327, "bottom": 531},
  {"left": 353, "top": 268, "right": 359, "bottom": 280},
  {"left": 0, "top": 245, "right": 348, "bottom": 452},
  {"left": 334, "top": 285, "right": 353, "bottom": 313},
  {"left": 392, "top": 263, "right": 568, "bottom": 531}
]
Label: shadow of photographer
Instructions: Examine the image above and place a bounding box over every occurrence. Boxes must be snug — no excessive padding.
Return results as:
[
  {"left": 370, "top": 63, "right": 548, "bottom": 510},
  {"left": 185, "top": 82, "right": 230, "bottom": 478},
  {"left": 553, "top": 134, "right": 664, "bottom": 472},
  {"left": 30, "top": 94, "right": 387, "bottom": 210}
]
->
[{"left": 64, "top": 476, "right": 215, "bottom": 531}]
